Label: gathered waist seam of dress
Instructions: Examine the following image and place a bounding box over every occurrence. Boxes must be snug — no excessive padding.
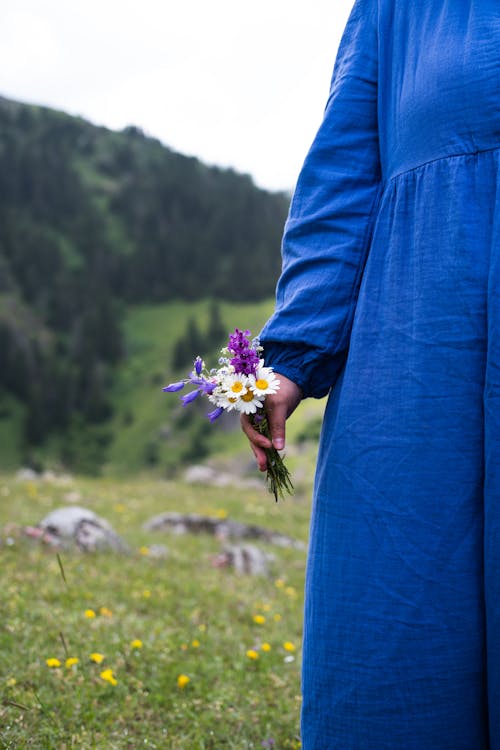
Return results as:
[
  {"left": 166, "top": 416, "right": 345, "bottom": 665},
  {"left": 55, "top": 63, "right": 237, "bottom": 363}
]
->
[{"left": 385, "top": 143, "right": 500, "bottom": 187}]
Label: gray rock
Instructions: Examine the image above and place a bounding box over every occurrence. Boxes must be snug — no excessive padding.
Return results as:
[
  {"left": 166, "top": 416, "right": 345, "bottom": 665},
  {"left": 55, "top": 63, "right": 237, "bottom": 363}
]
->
[
  {"left": 183, "top": 464, "right": 263, "bottom": 490},
  {"left": 143, "top": 511, "right": 306, "bottom": 550},
  {"left": 16, "top": 467, "right": 39, "bottom": 481},
  {"left": 212, "top": 544, "right": 274, "bottom": 576},
  {"left": 25, "top": 506, "right": 129, "bottom": 553},
  {"left": 147, "top": 544, "right": 169, "bottom": 559}
]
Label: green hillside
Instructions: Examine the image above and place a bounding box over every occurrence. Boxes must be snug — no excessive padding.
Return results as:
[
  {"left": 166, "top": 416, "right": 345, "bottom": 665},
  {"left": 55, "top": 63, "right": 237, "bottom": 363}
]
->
[
  {"left": 0, "top": 96, "right": 293, "bottom": 472},
  {"left": 1, "top": 297, "right": 325, "bottom": 484}
]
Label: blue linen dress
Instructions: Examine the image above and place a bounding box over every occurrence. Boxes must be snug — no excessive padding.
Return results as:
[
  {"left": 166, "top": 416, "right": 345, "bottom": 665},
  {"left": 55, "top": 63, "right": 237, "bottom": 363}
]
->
[{"left": 259, "top": 1, "right": 500, "bottom": 747}]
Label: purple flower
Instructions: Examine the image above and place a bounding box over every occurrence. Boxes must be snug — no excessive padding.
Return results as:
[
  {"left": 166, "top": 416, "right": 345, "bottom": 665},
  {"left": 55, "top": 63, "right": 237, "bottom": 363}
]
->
[
  {"left": 190, "top": 376, "right": 216, "bottom": 395},
  {"left": 181, "top": 389, "right": 200, "bottom": 406},
  {"left": 227, "top": 328, "right": 252, "bottom": 352},
  {"left": 230, "top": 351, "right": 260, "bottom": 375},
  {"left": 189, "top": 377, "right": 207, "bottom": 387},
  {"left": 162, "top": 381, "right": 185, "bottom": 392},
  {"left": 194, "top": 356, "right": 203, "bottom": 376},
  {"left": 200, "top": 380, "right": 216, "bottom": 395},
  {"left": 207, "top": 406, "right": 224, "bottom": 422},
  {"left": 227, "top": 328, "right": 260, "bottom": 375}
]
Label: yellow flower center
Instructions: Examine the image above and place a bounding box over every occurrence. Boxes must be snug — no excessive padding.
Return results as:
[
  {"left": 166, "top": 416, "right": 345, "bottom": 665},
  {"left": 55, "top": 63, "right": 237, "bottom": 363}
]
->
[
  {"left": 231, "top": 382, "right": 244, "bottom": 393},
  {"left": 255, "top": 379, "right": 269, "bottom": 390},
  {"left": 241, "top": 391, "right": 255, "bottom": 402},
  {"left": 228, "top": 396, "right": 238, "bottom": 403}
]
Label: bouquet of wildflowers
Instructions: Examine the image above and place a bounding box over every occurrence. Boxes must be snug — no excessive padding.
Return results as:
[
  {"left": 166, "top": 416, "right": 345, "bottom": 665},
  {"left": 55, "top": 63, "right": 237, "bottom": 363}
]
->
[{"left": 162, "top": 328, "right": 293, "bottom": 502}]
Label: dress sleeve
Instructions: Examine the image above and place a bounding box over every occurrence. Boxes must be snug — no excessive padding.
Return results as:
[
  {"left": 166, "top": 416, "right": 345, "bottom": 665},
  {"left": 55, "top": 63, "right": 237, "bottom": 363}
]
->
[{"left": 259, "top": 0, "right": 382, "bottom": 399}]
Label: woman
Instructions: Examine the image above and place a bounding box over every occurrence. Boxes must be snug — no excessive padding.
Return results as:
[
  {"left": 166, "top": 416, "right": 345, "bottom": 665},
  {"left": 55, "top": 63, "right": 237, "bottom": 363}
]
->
[{"left": 241, "top": 0, "right": 500, "bottom": 747}]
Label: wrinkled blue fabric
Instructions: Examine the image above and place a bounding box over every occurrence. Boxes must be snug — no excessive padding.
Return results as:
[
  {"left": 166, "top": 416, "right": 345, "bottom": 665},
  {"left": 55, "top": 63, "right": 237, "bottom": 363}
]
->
[{"left": 259, "top": 1, "right": 500, "bottom": 747}]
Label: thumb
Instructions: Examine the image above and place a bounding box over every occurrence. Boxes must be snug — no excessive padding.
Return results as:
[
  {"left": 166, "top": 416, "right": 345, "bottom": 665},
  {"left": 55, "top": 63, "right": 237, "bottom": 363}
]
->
[{"left": 266, "top": 401, "right": 287, "bottom": 451}]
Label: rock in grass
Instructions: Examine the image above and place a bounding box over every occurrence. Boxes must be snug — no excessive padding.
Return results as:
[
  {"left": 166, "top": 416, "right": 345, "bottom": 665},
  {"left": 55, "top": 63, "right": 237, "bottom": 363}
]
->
[
  {"left": 24, "top": 506, "right": 129, "bottom": 553},
  {"left": 212, "top": 544, "right": 275, "bottom": 576},
  {"left": 143, "top": 512, "right": 306, "bottom": 551}
]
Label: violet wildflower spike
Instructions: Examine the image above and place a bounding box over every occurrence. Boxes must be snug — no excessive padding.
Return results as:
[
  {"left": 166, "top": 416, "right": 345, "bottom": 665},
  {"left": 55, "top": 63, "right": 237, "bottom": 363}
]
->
[{"left": 227, "top": 328, "right": 260, "bottom": 375}]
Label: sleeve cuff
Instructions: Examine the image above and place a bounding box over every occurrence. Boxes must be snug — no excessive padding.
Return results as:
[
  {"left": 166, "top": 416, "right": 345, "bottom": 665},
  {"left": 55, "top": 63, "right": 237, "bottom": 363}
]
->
[{"left": 260, "top": 341, "right": 347, "bottom": 400}]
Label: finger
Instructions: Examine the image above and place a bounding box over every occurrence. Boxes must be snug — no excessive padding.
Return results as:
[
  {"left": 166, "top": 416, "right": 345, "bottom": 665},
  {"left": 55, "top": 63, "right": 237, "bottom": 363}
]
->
[
  {"left": 250, "top": 442, "right": 268, "bottom": 472},
  {"left": 240, "top": 414, "right": 272, "bottom": 448},
  {"left": 265, "top": 401, "right": 287, "bottom": 451}
]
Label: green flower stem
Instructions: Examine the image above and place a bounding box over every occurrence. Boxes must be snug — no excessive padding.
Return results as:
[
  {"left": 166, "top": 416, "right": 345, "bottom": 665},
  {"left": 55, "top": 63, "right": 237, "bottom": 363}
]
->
[{"left": 252, "top": 414, "right": 294, "bottom": 502}]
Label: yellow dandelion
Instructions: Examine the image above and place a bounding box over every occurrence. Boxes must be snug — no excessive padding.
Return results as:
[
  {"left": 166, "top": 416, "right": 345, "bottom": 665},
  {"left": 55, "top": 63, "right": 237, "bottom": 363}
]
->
[
  {"left": 177, "top": 674, "right": 190, "bottom": 689},
  {"left": 262, "top": 603, "right": 272, "bottom": 612},
  {"left": 84, "top": 609, "right": 96, "bottom": 618},
  {"left": 99, "top": 607, "right": 113, "bottom": 617},
  {"left": 285, "top": 586, "right": 297, "bottom": 598},
  {"left": 90, "top": 652, "right": 105, "bottom": 664},
  {"left": 142, "top": 589, "right": 152, "bottom": 599},
  {"left": 130, "top": 639, "right": 143, "bottom": 649},
  {"left": 65, "top": 657, "right": 79, "bottom": 668},
  {"left": 273, "top": 614, "right": 282, "bottom": 622},
  {"left": 261, "top": 642, "right": 272, "bottom": 652},
  {"left": 113, "top": 503, "right": 125, "bottom": 512},
  {"left": 6, "top": 677, "right": 17, "bottom": 687},
  {"left": 100, "top": 668, "right": 117, "bottom": 686},
  {"left": 198, "top": 623, "right": 207, "bottom": 633},
  {"left": 215, "top": 508, "right": 227, "bottom": 519},
  {"left": 283, "top": 641, "right": 296, "bottom": 652},
  {"left": 246, "top": 649, "right": 259, "bottom": 660},
  {"left": 46, "top": 658, "right": 61, "bottom": 668},
  {"left": 275, "top": 578, "right": 285, "bottom": 589},
  {"left": 26, "top": 482, "right": 38, "bottom": 498},
  {"left": 139, "top": 546, "right": 150, "bottom": 556},
  {"left": 191, "top": 639, "right": 200, "bottom": 648},
  {"left": 253, "top": 614, "right": 266, "bottom": 625}
]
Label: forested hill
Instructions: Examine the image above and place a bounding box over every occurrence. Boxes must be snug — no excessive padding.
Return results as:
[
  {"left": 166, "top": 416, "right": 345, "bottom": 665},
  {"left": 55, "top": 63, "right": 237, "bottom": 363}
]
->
[
  {"left": 0, "top": 96, "right": 289, "bottom": 304},
  {"left": 0, "top": 95, "right": 289, "bottom": 469}
]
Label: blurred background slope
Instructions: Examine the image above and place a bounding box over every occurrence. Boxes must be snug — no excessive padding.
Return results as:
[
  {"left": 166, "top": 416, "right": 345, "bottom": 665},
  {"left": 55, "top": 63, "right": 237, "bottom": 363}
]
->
[{"left": 0, "top": 96, "right": 292, "bottom": 475}]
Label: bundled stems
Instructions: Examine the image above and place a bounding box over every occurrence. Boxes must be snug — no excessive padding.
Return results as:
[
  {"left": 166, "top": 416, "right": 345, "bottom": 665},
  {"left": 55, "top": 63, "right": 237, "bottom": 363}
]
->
[{"left": 252, "top": 413, "right": 294, "bottom": 502}]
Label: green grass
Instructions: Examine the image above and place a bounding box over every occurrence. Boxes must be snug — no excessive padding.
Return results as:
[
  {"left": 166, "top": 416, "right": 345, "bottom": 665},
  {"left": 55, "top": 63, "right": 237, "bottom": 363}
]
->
[{"left": 0, "top": 473, "right": 311, "bottom": 749}]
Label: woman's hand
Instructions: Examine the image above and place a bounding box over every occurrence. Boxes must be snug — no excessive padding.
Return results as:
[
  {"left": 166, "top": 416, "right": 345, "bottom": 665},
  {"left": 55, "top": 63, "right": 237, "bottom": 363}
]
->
[{"left": 240, "top": 373, "right": 303, "bottom": 472}]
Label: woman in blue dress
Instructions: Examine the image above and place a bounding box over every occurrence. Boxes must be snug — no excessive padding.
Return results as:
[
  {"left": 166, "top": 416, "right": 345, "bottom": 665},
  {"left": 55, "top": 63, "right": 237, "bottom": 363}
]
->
[{"left": 241, "top": 0, "right": 500, "bottom": 747}]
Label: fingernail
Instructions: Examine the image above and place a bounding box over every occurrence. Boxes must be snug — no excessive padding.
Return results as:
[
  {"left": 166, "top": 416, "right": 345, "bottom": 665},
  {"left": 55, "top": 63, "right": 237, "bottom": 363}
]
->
[{"left": 273, "top": 439, "right": 284, "bottom": 450}]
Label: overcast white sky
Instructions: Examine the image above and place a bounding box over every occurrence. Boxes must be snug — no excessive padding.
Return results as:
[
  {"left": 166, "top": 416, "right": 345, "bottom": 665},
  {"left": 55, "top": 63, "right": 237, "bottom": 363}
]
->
[{"left": 0, "top": 0, "right": 354, "bottom": 192}]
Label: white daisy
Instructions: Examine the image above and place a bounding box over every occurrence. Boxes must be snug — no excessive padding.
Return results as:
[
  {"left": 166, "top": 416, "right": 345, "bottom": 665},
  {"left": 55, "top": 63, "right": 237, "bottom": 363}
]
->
[
  {"left": 208, "top": 372, "right": 250, "bottom": 411},
  {"left": 233, "top": 388, "right": 264, "bottom": 415},
  {"left": 248, "top": 366, "right": 280, "bottom": 397},
  {"left": 209, "top": 387, "right": 241, "bottom": 411},
  {"left": 219, "top": 372, "right": 249, "bottom": 398}
]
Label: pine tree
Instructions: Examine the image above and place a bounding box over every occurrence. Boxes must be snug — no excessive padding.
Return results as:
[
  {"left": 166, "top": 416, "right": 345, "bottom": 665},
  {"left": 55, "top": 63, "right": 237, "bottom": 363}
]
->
[{"left": 207, "top": 300, "right": 225, "bottom": 348}]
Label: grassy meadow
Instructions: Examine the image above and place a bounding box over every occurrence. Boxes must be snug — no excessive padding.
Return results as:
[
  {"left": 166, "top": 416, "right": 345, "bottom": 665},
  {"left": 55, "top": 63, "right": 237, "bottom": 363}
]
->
[
  {"left": 0, "top": 472, "right": 314, "bottom": 749},
  {"left": 0, "top": 298, "right": 328, "bottom": 747}
]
